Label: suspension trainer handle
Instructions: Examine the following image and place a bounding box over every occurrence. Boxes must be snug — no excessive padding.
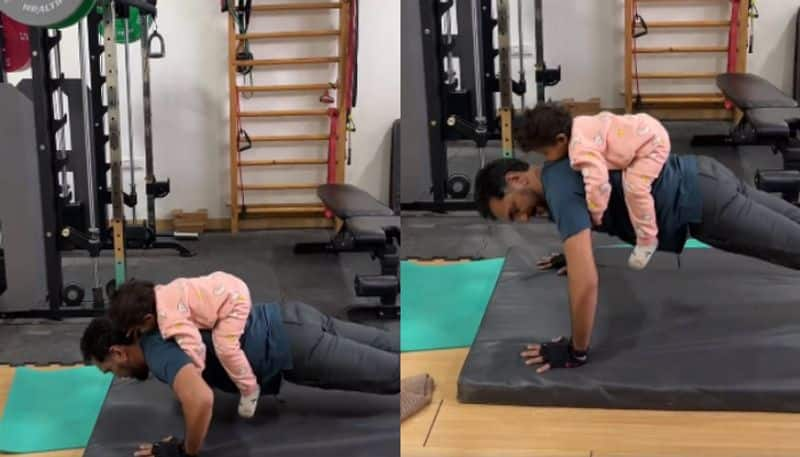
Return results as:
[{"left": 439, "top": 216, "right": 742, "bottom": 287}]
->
[
  {"left": 633, "top": 13, "right": 648, "bottom": 38},
  {"left": 148, "top": 30, "right": 165, "bottom": 58}
]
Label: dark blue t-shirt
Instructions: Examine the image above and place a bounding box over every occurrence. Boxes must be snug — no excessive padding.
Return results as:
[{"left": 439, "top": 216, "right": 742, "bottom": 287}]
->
[
  {"left": 139, "top": 302, "right": 292, "bottom": 395},
  {"left": 541, "top": 154, "right": 703, "bottom": 253}
]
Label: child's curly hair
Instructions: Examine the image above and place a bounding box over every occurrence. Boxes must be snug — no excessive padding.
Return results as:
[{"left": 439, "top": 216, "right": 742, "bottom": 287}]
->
[
  {"left": 107, "top": 279, "right": 157, "bottom": 334},
  {"left": 513, "top": 102, "right": 574, "bottom": 153}
]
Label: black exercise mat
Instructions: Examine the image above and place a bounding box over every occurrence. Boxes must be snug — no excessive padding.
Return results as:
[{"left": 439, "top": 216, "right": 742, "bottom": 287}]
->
[
  {"left": 84, "top": 378, "right": 399, "bottom": 457},
  {"left": 0, "top": 321, "right": 88, "bottom": 366},
  {"left": 401, "top": 217, "right": 620, "bottom": 260},
  {"left": 458, "top": 246, "right": 800, "bottom": 412},
  {"left": 401, "top": 217, "right": 563, "bottom": 259}
]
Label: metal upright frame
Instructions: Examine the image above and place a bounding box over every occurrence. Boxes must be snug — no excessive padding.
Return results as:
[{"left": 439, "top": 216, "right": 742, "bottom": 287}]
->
[
  {"left": 419, "top": 0, "right": 448, "bottom": 210},
  {"left": 102, "top": 2, "right": 128, "bottom": 288},
  {"left": 0, "top": 0, "right": 162, "bottom": 318},
  {"left": 88, "top": 9, "right": 112, "bottom": 233},
  {"left": 479, "top": 0, "right": 499, "bottom": 136},
  {"left": 28, "top": 28, "right": 67, "bottom": 314}
]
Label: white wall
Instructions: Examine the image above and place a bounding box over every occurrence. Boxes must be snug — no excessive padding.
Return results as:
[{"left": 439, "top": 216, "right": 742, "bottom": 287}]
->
[
  {"left": 346, "top": 0, "right": 400, "bottom": 203},
  {"left": 8, "top": 0, "right": 399, "bottom": 219},
  {"left": 505, "top": 0, "right": 800, "bottom": 109}
]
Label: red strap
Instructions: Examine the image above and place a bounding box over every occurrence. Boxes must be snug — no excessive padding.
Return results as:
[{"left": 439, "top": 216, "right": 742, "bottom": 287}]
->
[
  {"left": 344, "top": 0, "right": 357, "bottom": 112},
  {"left": 725, "top": 0, "right": 741, "bottom": 109},
  {"left": 323, "top": 1, "right": 356, "bottom": 218},
  {"left": 326, "top": 108, "right": 339, "bottom": 185},
  {"left": 325, "top": 108, "right": 339, "bottom": 219}
]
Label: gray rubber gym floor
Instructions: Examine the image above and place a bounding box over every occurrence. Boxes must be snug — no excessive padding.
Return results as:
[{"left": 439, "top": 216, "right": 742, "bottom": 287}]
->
[
  {"left": 401, "top": 120, "right": 784, "bottom": 259},
  {"left": 0, "top": 229, "right": 398, "bottom": 365}
]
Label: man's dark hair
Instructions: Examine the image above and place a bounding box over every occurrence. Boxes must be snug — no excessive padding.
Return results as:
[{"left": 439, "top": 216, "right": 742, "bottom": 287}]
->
[
  {"left": 474, "top": 158, "right": 531, "bottom": 219},
  {"left": 108, "top": 279, "right": 157, "bottom": 334},
  {"left": 513, "top": 103, "right": 573, "bottom": 152},
  {"left": 80, "top": 317, "right": 132, "bottom": 363}
]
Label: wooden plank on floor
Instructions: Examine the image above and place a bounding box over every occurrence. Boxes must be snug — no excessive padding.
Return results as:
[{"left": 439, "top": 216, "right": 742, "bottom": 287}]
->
[
  {"left": 643, "top": 107, "right": 733, "bottom": 120},
  {"left": 236, "top": 216, "right": 332, "bottom": 231},
  {"left": 401, "top": 349, "right": 468, "bottom": 450},
  {"left": 0, "top": 365, "right": 85, "bottom": 457},
  {"left": 429, "top": 402, "right": 800, "bottom": 456},
  {"left": 402, "top": 349, "right": 800, "bottom": 457},
  {"left": 156, "top": 216, "right": 334, "bottom": 233},
  {"left": 402, "top": 446, "right": 588, "bottom": 457}
]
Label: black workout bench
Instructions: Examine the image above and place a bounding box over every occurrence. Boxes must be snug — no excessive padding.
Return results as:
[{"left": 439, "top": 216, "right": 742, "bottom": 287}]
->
[
  {"left": 692, "top": 73, "right": 800, "bottom": 203},
  {"left": 295, "top": 184, "right": 400, "bottom": 319}
]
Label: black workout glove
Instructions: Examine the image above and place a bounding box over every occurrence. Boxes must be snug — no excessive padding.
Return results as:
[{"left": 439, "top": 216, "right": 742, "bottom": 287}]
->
[
  {"left": 537, "top": 253, "right": 567, "bottom": 275},
  {"left": 549, "top": 254, "right": 566, "bottom": 270},
  {"left": 540, "top": 337, "right": 589, "bottom": 368},
  {"left": 152, "top": 437, "right": 196, "bottom": 457}
]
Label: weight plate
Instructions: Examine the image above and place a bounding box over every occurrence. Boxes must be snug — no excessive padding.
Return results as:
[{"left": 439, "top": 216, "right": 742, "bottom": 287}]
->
[
  {"left": 97, "top": 6, "right": 149, "bottom": 44},
  {"left": 1, "top": 14, "right": 31, "bottom": 73},
  {"left": 63, "top": 284, "right": 85, "bottom": 307},
  {"left": 0, "top": 0, "right": 87, "bottom": 27},
  {"left": 51, "top": 0, "right": 96, "bottom": 29},
  {"left": 447, "top": 174, "right": 471, "bottom": 199}
]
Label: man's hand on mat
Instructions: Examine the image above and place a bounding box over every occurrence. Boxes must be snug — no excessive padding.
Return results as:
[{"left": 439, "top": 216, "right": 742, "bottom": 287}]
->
[
  {"left": 521, "top": 337, "right": 588, "bottom": 373},
  {"left": 134, "top": 441, "right": 157, "bottom": 457},
  {"left": 521, "top": 343, "right": 552, "bottom": 373},
  {"left": 134, "top": 436, "right": 189, "bottom": 457},
  {"left": 537, "top": 253, "right": 567, "bottom": 276}
]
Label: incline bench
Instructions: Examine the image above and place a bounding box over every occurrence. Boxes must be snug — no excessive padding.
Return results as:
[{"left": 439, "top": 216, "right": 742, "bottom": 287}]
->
[
  {"left": 294, "top": 184, "right": 400, "bottom": 319},
  {"left": 692, "top": 73, "right": 800, "bottom": 203}
]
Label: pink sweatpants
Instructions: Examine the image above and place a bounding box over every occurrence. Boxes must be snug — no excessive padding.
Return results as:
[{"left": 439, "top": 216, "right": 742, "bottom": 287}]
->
[
  {"left": 155, "top": 272, "right": 257, "bottom": 396},
  {"left": 568, "top": 112, "right": 670, "bottom": 246}
]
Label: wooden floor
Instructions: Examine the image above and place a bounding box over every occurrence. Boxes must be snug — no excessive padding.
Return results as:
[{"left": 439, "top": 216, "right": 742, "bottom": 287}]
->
[
  {"left": 0, "top": 365, "right": 84, "bottom": 457},
  {"left": 401, "top": 349, "right": 800, "bottom": 457}
]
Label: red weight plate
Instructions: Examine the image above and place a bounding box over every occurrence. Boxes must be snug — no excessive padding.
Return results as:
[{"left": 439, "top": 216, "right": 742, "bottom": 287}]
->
[{"left": 2, "top": 14, "right": 31, "bottom": 73}]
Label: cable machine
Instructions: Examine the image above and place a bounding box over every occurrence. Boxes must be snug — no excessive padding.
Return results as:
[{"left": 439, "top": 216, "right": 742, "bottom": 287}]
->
[
  {"left": 400, "top": 0, "right": 559, "bottom": 212},
  {"left": 0, "top": 0, "right": 187, "bottom": 318}
]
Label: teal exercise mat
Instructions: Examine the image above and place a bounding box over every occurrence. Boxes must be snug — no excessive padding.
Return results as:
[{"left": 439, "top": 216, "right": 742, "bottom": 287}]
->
[
  {"left": 0, "top": 366, "right": 113, "bottom": 453},
  {"left": 401, "top": 258, "right": 505, "bottom": 352}
]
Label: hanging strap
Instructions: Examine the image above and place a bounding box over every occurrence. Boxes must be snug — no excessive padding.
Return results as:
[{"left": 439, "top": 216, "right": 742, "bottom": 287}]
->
[
  {"left": 748, "top": 0, "right": 759, "bottom": 53},
  {"left": 339, "top": 0, "right": 358, "bottom": 169},
  {"left": 325, "top": 108, "right": 340, "bottom": 219},
  {"left": 632, "top": 1, "right": 643, "bottom": 108},
  {"left": 633, "top": 12, "right": 648, "bottom": 38},
  {"left": 241, "top": 0, "right": 252, "bottom": 31},
  {"left": 147, "top": 28, "right": 165, "bottom": 58},
  {"left": 350, "top": 0, "right": 359, "bottom": 108},
  {"left": 234, "top": 89, "right": 251, "bottom": 213}
]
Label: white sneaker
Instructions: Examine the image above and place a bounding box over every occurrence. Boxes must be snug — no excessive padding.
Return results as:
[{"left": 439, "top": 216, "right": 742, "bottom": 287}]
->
[
  {"left": 238, "top": 386, "right": 260, "bottom": 418},
  {"left": 629, "top": 243, "right": 658, "bottom": 270}
]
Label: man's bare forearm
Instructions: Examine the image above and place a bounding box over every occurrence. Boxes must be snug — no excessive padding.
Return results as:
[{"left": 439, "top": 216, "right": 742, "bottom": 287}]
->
[
  {"left": 173, "top": 365, "right": 214, "bottom": 455},
  {"left": 568, "top": 272, "right": 597, "bottom": 351},
  {"left": 181, "top": 392, "right": 213, "bottom": 454},
  {"left": 563, "top": 229, "right": 599, "bottom": 351}
]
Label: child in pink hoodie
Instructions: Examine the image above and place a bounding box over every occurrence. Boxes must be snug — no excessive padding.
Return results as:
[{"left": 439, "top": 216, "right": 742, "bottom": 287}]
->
[
  {"left": 109, "top": 272, "right": 261, "bottom": 418},
  {"left": 515, "top": 103, "right": 670, "bottom": 270}
]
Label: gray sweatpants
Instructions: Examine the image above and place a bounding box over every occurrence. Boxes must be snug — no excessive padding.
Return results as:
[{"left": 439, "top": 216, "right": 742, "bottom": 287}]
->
[
  {"left": 690, "top": 156, "right": 800, "bottom": 269},
  {"left": 280, "top": 301, "right": 400, "bottom": 395}
]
